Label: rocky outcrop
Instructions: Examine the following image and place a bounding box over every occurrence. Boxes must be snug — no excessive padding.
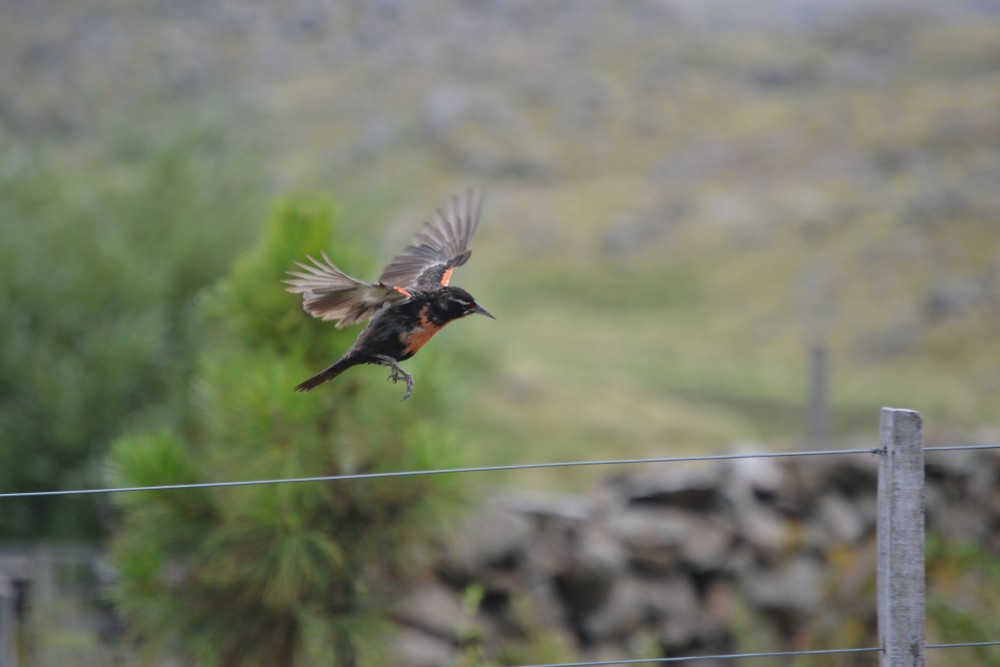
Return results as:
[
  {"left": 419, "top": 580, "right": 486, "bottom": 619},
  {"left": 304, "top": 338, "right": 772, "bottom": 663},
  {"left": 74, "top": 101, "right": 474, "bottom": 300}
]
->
[{"left": 390, "top": 448, "right": 1000, "bottom": 666}]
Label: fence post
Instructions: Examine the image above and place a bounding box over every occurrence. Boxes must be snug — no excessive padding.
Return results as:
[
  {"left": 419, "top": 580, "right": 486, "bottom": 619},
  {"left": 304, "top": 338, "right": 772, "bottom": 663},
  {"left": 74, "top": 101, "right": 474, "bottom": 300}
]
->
[
  {"left": 877, "top": 407, "right": 926, "bottom": 667},
  {"left": 0, "top": 573, "right": 15, "bottom": 667},
  {"left": 807, "top": 343, "right": 829, "bottom": 448}
]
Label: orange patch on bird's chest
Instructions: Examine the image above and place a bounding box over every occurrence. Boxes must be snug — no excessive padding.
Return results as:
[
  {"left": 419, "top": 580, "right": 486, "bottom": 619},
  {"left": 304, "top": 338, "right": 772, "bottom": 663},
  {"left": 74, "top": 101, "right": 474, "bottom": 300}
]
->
[{"left": 402, "top": 308, "right": 444, "bottom": 356}]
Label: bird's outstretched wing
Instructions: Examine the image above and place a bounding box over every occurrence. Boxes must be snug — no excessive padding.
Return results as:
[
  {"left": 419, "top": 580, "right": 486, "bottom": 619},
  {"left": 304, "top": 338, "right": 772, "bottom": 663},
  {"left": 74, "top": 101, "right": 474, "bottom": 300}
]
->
[
  {"left": 378, "top": 188, "right": 484, "bottom": 291},
  {"left": 284, "top": 252, "right": 411, "bottom": 328}
]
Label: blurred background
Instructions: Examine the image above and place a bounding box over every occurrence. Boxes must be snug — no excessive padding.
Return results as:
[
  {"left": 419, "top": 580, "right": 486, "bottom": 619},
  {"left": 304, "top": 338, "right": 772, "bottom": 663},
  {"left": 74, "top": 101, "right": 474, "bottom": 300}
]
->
[{"left": 2, "top": 0, "right": 1000, "bottom": 665}]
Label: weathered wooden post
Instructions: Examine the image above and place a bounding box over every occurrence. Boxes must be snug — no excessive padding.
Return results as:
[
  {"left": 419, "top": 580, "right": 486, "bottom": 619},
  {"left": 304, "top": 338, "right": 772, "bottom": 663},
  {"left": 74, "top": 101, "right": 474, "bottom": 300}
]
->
[
  {"left": 0, "top": 572, "right": 15, "bottom": 667},
  {"left": 877, "top": 407, "right": 926, "bottom": 667},
  {"left": 807, "top": 343, "right": 829, "bottom": 448}
]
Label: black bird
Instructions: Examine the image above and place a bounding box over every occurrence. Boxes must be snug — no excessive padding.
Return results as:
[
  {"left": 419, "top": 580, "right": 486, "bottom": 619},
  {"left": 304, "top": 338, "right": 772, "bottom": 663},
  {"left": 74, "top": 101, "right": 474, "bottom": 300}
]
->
[{"left": 284, "top": 188, "right": 494, "bottom": 399}]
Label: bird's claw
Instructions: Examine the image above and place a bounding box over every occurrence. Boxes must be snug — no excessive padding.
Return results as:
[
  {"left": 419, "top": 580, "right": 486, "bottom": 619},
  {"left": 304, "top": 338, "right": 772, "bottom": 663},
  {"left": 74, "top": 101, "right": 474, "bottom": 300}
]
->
[
  {"left": 375, "top": 355, "right": 415, "bottom": 400},
  {"left": 397, "top": 373, "right": 414, "bottom": 400},
  {"left": 387, "top": 367, "right": 415, "bottom": 400}
]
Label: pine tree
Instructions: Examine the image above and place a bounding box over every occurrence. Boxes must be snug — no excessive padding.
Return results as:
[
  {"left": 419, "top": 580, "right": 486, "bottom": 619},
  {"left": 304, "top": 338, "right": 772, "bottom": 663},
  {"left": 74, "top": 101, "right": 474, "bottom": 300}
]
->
[{"left": 107, "top": 197, "right": 467, "bottom": 666}]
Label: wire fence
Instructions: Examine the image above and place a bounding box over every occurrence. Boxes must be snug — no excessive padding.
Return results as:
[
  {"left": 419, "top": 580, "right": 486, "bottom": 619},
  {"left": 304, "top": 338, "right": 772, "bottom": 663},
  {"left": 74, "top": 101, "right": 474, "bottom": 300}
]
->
[
  {"left": 3, "top": 409, "right": 1000, "bottom": 666},
  {"left": 0, "top": 443, "right": 995, "bottom": 500},
  {"left": 508, "top": 647, "right": 884, "bottom": 667},
  {"left": 0, "top": 446, "right": 884, "bottom": 498}
]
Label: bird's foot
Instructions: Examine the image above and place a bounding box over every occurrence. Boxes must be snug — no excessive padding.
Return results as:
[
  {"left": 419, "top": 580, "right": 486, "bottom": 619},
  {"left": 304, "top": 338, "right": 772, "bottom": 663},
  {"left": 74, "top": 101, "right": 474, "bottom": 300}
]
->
[{"left": 374, "top": 355, "right": 415, "bottom": 400}]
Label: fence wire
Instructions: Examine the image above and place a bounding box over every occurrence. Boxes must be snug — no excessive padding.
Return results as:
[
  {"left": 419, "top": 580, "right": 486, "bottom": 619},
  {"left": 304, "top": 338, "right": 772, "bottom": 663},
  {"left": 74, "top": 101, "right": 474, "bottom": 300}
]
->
[
  {"left": 1, "top": 444, "right": 999, "bottom": 500},
  {"left": 0, "top": 446, "right": 883, "bottom": 498},
  {"left": 507, "top": 646, "right": 882, "bottom": 667},
  {"left": 506, "top": 640, "right": 1000, "bottom": 667},
  {"left": 928, "top": 640, "right": 1000, "bottom": 650},
  {"left": 924, "top": 443, "right": 1000, "bottom": 453}
]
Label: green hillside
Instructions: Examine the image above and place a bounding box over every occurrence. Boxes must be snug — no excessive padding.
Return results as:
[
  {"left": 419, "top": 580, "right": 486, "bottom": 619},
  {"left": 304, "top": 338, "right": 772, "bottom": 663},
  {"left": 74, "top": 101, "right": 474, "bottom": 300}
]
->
[{"left": 3, "top": 1, "right": 1000, "bottom": 491}]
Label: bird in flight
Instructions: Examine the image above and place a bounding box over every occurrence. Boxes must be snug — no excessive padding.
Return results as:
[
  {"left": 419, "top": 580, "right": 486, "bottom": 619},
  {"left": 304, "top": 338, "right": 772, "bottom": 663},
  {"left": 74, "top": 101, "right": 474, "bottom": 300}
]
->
[{"left": 284, "top": 188, "right": 494, "bottom": 399}]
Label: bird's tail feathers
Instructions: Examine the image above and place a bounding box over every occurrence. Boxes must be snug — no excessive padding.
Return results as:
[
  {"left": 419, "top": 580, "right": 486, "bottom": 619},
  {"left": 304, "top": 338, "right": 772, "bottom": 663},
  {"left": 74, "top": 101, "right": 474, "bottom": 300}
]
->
[{"left": 294, "top": 355, "right": 359, "bottom": 392}]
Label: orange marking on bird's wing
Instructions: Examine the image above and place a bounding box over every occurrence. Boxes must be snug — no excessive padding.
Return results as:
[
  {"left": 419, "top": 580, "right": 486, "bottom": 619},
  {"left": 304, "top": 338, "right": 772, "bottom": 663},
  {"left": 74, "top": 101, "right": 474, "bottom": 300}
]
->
[
  {"left": 440, "top": 268, "right": 454, "bottom": 286},
  {"left": 394, "top": 285, "right": 412, "bottom": 297},
  {"left": 403, "top": 308, "right": 444, "bottom": 355}
]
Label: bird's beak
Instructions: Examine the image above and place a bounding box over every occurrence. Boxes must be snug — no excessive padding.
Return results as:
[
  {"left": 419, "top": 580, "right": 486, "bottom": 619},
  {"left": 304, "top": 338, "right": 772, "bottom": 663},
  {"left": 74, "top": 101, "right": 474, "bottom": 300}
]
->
[{"left": 472, "top": 303, "right": 496, "bottom": 320}]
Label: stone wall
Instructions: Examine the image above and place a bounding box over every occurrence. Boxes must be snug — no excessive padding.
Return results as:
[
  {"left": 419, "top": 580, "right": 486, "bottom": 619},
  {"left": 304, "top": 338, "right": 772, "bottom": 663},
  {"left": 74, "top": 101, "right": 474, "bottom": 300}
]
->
[{"left": 390, "top": 448, "right": 1000, "bottom": 666}]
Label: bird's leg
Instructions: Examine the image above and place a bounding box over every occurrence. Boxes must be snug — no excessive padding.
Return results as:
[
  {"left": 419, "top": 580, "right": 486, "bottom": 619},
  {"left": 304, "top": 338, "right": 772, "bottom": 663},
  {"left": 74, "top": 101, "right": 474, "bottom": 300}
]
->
[{"left": 373, "top": 355, "right": 414, "bottom": 400}]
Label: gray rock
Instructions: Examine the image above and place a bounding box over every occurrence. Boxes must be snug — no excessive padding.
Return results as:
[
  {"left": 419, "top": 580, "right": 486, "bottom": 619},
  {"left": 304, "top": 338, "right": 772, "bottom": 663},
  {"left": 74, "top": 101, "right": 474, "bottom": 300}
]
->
[
  {"left": 617, "top": 507, "right": 734, "bottom": 572},
  {"left": 395, "top": 581, "right": 472, "bottom": 639},
  {"left": 577, "top": 577, "right": 647, "bottom": 643},
  {"left": 734, "top": 505, "right": 790, "bottom": 557},
  {"left": 440, "top": 505, "right": 534, "bottom": 584},
  {"left": 390, "top": 625, "right": 457, "bottom": 667},
  {"left": 553, "top": 522, "right": 628, "bottom": 613},
  {"left": 617, "top": 463, "right": 724, "bottom": 510},
  {"left": 816, "top": 493, "right": 866, "bottom": 544},
  {"left": 724, "top": 452, "right": 785, "bottom": 501},
  {"left": 819, "top": 455, "right": 880, "bottom": 499},
  {"left": 744, "top": 556, "right": 823, "bottom": 615},
  {"left": 616, "top": 507, "right": 687, "bottom": 571},
  {"left": 640, "top": 574, "right": 702, "bottom": 645}
]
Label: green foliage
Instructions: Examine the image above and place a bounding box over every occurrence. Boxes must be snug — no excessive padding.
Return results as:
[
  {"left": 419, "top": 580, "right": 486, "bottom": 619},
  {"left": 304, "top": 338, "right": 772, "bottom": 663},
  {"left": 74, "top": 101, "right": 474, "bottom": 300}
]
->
[
  {"left": 926, "top": 536, "right": 1000, "bottom": 666},
  {"left": 0, "top": 122, "right": 263, "bottom": 538},
  {"left": 108, "top": 197, "right": 468, "bottom": 666}
]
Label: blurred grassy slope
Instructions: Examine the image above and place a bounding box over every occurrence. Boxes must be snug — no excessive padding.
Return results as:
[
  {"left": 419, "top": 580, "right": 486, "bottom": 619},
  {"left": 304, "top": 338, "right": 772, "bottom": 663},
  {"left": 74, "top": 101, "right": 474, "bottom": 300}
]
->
[{"left": 3, "top": 1, "right": 1000, "bottom": 489}]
